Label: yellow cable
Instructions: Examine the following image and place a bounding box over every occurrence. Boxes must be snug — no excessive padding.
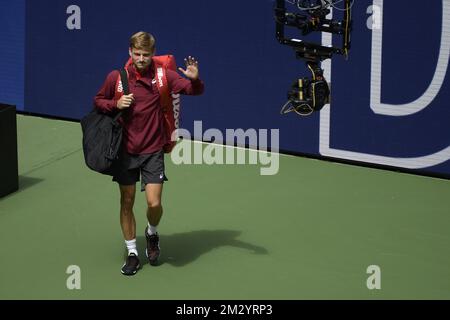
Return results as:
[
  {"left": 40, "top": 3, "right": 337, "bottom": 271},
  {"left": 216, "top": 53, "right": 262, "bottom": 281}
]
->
[
  {"left": 307, "top": 64, "right": 316, "bottom": 81},
  {"left": 311, "top": 84, "right": 316, "bottom": 108},
  {"left": 344, "top": 0, "right": 350, "bottom": 57},
  {"left": 299, "top": 79, "right": 303, "bottom": 101}
]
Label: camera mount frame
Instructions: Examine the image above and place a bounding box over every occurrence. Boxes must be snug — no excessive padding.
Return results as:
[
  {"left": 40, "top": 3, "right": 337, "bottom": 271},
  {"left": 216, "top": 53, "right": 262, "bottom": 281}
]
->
[{"left": 275, "top": 0, "right": 353, "bottom": 116}]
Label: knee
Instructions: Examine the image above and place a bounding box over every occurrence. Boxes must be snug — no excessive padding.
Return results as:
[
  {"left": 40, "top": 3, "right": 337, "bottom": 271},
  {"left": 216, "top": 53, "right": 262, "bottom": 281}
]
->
[
  {"left": 147, "top": 199, "right": 161, "bottom": 210},
  {"left": 120, "top": 195, "right": 134, "bottom": 210}
]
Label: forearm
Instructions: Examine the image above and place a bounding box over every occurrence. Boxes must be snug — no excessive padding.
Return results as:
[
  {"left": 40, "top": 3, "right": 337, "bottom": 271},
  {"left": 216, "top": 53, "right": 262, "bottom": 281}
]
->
[
  {"left": 187, "top": 78, "right": 205, "bottom": 95},
  {"left": 167, "top": 69, "right": 204, "bottom": 96},
  {"left": 173, "top": 78, "right": 205, "bottom": 95},
  {"left": 94, "top": 96, "right": 118, "bottom": 113},
  {"left": 93, "top": 70, "right": 120, "bottom": 113}
]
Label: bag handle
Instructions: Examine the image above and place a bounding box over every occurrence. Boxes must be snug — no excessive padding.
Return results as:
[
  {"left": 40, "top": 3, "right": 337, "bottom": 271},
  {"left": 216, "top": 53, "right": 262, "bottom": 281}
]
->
[{"left": 113, "top": 68, "right": 129, "bottom": 122}]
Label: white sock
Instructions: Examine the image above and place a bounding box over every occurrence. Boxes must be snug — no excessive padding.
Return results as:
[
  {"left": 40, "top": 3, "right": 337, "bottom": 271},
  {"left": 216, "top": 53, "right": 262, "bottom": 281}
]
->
[
  {"left": 125, "top": 239, "right": 138, "bottom": 256},
  {"left": 147, "top": 223, "right": 158, "bottom": 236}
]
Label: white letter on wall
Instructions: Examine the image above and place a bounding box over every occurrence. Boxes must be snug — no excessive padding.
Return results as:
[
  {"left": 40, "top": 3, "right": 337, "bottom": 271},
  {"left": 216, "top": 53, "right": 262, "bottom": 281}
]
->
[{"left": 66, "top": 5, "right": 81, "bottom": 30}]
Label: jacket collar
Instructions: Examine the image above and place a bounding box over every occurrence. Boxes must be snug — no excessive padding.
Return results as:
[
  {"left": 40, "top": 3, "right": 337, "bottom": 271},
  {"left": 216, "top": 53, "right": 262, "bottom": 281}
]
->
[{"left": 127, "top": 61, "right": 155, "bottom": 82}]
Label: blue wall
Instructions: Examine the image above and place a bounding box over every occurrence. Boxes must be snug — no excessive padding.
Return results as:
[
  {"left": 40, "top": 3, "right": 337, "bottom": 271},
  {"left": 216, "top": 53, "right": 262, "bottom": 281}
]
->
[
  {"left": 1, "top": 0, "right": 449, "bottom": 176},
  {"left": 0, "top": 0, "right": 25, "bottom": 110}
]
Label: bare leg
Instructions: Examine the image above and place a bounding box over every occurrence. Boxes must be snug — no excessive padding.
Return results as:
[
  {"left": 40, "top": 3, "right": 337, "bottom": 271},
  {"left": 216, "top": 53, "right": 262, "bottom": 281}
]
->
[
  {"left": 145, "top": 183, "right": 163, "bottom": 227},
  {"left": 119, "top": 184, "right": 136, "bottom": 240}
]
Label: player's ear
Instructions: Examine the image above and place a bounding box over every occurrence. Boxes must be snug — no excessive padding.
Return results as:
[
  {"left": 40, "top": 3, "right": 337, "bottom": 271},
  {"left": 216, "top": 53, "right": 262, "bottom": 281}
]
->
[{"left": 129, "top": 48, "right": 132, "bottom": 57}]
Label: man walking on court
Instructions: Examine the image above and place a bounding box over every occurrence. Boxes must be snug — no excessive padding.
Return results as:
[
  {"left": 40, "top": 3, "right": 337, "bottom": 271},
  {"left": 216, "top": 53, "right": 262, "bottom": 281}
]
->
[{"left": 94, "top": 31, "right": 204, "bottom": 275}]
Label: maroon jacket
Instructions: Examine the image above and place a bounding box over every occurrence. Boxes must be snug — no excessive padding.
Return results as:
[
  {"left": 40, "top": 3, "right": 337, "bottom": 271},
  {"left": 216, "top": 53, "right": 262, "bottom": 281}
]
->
[{"left": 94, "top": 62, "right": 204, "bottom": 155}]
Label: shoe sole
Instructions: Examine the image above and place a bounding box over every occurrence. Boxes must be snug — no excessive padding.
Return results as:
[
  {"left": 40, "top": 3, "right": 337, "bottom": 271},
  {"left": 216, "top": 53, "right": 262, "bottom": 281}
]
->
[
  {"left": 145, "top": 250, "right": 159, "bottom": 266},
  {"left": 121, "top": 264, "right": 141, "bottom": 276}
]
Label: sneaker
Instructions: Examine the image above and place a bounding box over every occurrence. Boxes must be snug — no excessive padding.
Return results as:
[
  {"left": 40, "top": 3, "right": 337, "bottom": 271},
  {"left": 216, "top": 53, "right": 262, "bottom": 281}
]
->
[
  {"left": 145, "top": 227, "right": 160, "bottom": 266},
  {"left": 121, "top": 253, "right": 141, "bottom": 276}
]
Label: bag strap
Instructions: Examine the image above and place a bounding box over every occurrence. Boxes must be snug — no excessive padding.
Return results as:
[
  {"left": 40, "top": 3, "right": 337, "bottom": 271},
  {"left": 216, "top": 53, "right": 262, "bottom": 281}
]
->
[
  {"left": 119, "top": 68, "right": 129, "bottom": 95},
  {"left": 113, "top": 68, "right": 129, "bottom": 122}
]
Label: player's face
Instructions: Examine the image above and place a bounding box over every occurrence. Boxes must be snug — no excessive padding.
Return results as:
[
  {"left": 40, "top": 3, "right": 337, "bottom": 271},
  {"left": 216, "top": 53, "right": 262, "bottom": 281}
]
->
[{"left": 129, "top": 48, "right": 153, "bottom": 72}]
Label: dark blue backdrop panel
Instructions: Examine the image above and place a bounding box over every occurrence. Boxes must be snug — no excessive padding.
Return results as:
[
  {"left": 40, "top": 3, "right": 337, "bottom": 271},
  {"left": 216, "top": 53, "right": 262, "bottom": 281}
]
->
[
  {"left": 330, "top": 0, "right": 450, "bottom": 176},
  {"left": 0, "top": 1, "right": 25, "bottom": 110},
  {"left": 2, "top": 0, "right": 448, "bottom": 176}
]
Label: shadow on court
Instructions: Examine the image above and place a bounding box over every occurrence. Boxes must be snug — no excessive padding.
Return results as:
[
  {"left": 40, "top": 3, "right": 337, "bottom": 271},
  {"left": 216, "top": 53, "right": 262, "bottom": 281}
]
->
[
  {"left": 137, "top": 230, "right": 268, "bottom": 267},
  {"left": 18, "top": 175, "right": 43, "bottom": 191},
  {"left": 0, "top": 176, "right": 43, "bottom": 201}
]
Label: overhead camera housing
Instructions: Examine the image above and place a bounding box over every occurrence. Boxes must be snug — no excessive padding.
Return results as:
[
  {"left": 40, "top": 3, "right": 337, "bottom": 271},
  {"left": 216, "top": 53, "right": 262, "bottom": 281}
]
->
[{"left": 276, "top": 0, "right": 353, "bottom": 116}]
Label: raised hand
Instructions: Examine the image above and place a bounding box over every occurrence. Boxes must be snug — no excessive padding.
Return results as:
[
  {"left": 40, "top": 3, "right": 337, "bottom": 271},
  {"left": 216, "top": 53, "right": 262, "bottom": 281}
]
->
[{"left": 178, "top": 56, "right": 200, "bottom": 80}]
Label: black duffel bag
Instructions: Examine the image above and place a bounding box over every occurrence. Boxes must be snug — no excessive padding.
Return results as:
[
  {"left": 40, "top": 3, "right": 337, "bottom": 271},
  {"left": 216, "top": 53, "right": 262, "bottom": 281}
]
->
[{"left": 81, "top": 69, "right": 128, "bottom": 175}]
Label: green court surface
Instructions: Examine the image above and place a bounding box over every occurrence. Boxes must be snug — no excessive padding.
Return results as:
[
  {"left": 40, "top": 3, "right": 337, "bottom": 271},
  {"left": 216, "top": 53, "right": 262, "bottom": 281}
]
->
[{"left": 1, "top": 115, "right": 450, "bottom": 300}]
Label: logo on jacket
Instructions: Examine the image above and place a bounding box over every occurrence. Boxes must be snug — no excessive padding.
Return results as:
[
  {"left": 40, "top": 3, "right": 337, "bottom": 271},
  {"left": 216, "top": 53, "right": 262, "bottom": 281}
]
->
[{"left": 157, "top": 68, "right": 164, "bottom": 87}]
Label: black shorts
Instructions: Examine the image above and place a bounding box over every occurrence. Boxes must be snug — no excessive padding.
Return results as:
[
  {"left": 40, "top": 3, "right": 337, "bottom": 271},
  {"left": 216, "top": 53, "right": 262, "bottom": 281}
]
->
[{"left": 112, "top": 149, "right": 168, "bottom": 191}]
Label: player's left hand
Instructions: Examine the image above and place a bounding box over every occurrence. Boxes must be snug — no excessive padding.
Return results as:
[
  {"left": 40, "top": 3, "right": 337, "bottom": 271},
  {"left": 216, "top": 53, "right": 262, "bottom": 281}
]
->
[{"left": 178, "top": 56, "right": 199, "bottom": 80}]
